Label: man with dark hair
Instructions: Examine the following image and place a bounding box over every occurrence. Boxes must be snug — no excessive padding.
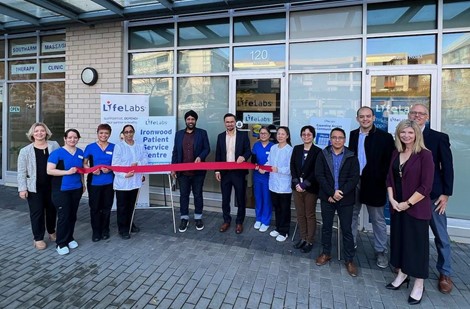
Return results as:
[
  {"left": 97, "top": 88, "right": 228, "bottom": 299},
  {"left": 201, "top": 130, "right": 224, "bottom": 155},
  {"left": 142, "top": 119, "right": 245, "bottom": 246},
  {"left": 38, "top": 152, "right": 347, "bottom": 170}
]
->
[
  {"left": 409, "top": 103, "right": 455, "bottom": 294},
  {"left": 215, "top": 113, "right": 251, "bottom": 234},
  {"left": 315, "top": 127, "right": 360, "bottom": 277},
  {"left": 171, "top": 110, "right": 210, "bottom": 232},
  {"left": 349, "top": 106, "right": 395, "bottom": 268}
]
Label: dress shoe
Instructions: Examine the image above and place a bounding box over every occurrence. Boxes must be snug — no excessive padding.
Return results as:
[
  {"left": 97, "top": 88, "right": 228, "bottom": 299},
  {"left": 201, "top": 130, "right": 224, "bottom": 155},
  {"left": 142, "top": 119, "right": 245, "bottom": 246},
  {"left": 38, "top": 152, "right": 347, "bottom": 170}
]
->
[
  {"left": 315, "top": 253, "right": 331, "bottom": 266},
  {"left": 92, "top": 236, "right": 101, "bottom": 242},
  {"left": 293, "top": 239, "right": 307, "bottom": 249},
  {"left": 438, "top": 274, "right": 453, "bottom": 294},
  {"left": 235, "top": 224, "right": 243, "bottom": 234},
  {"left": 301, "top": 243, "right": 313, "bottom": 253},
  {"left": 102, "top": 232, "right": 110, "bottom": 240},
  {"left": 131, "top": 224, "right": 140, "bottom": 233},
  {"left": 408, "top": 287, "right": 425, "bottom": 305},
  {"left": 219, "top": 222, "right": 230, "bottom": 232},
  {"left": 345, "top": 261, "right": 358, "bottom": 277},
  {"left": 120, "top": 233, "right": 131, "bottom": 239},
  {"left": 34, "top": 240, "right": 47, "bottom": 250},
  {"left": 386, "top": 276, "right": 410, "bottom": 290}
]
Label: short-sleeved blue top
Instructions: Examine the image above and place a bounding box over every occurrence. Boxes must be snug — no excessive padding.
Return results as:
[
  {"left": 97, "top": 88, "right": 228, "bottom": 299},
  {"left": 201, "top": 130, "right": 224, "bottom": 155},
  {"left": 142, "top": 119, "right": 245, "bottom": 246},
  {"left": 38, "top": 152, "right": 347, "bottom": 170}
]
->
[
  {"left": 252, "top": 141, "right": 273, "bottom": 181},
  {"left": 84, "top": 142, "right": 115, "bottom": 186},
  {"left": 48, "top": 147, "right": 84, "bottom": 191}
]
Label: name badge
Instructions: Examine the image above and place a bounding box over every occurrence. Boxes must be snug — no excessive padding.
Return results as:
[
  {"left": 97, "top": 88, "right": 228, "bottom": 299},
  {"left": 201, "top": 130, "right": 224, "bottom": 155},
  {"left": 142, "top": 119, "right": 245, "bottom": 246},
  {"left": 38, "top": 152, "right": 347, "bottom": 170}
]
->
[
  {"left": 106, "top": 151, "right": 113, "bottom": 155},
  {"left": 78, "top": 155, "right": 84, "bottom": 159}
]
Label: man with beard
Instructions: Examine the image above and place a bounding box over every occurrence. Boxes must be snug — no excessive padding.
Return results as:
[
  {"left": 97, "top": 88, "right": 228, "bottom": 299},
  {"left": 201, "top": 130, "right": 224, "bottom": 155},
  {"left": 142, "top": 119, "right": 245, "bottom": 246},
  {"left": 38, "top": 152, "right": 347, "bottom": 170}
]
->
[{"left": 171, "top": 110, "right": 210, "bottom": 232}]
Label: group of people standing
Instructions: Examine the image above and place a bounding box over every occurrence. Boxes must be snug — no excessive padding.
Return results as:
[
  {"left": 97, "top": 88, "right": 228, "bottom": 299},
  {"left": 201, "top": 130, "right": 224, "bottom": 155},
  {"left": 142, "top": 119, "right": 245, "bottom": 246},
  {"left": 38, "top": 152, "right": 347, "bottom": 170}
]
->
[
  {"left": 18, "top": 123, "right": 148, "bottom": 255},
  {"left": 17, "top": 104, "right": 454, "bottom": 304}
]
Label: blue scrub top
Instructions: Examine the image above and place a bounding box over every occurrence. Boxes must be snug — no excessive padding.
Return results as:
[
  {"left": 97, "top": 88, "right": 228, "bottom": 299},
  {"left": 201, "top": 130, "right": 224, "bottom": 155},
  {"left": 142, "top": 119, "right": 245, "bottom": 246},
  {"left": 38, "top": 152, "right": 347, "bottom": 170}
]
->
[
  {"left": 84, "top": 142, "right": 115, "bottom": 186},
  {"left": 252, "top": 141, "right": 273, "bottom": 181},
  {"left": 48, "top": 147, "right": 84, "bottom": 191}
]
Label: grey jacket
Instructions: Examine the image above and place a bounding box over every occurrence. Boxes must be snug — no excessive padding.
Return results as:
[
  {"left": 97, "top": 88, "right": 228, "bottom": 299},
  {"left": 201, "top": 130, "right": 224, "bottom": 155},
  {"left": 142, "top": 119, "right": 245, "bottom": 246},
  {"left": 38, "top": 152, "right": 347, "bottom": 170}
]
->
[{"left": 17, "top": 141, "right": 60, "bottom": 193}]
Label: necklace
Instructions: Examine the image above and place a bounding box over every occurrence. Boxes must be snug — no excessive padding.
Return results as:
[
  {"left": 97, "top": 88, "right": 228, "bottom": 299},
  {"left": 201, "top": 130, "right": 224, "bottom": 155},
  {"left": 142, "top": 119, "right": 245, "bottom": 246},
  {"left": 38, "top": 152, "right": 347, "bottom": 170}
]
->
[{"left": 399, "top": 162, "right": 405, "bottom": 178}]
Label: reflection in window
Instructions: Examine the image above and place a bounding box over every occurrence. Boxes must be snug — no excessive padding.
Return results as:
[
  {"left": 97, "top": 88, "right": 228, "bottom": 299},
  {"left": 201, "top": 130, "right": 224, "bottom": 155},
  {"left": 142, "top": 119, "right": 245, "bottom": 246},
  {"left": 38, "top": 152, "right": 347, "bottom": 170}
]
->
[
  {"left": 290, "top": 40, "right": 361, "bottom": 70},
  {"left": 0, "top": 61, "right": 4, "bottom": 80},
  {"left": 367, "top": 35, "right": 436, "bottom": 66},
  {"left": 177, "top": 76, "right": 228, "bottom": 192},
  {"left": 9, "top": 60, "right": 37, "bottom": 80},
  {"left": 442, "top": 69, "right": 470, "bottom": 218},
  {"left": 40, "top": 34, "right": 66, "bottom": 56},
  {"left": 41, "top": 82, "right": 65, "bottom": 145},
  {"left": 234, "top": 14, "right": 285, "bottom": 43},
  {"left": 290, "top": 6, "right": 362, "bottom": 39},
  {"left": 129, "top": 52, "right": 173, "bottom": 75},
  {"left": 129, "top": 78, "right": 173, "bottom": 116},
  {"left": 233, "top": 44, "right": 285, "bottom": 70},
  {"left": 129, "top": 25, "right": 174, "bottom": 49},
  {"left": 178, "top": 48, "right": 229, "bottom": 73},
  {"left": 8, "top": 83, "right": 37, "bottom": 171},
  {"left": 443, "top": 32, "right": 470, "bottom": 65},
  {"left": 443, "top": 0, "right": 470, "bottom": 28},
  {"left": 0, "top": 40, "right": 4, "bottom": 58},
  {"left": 9, "top": 37, "right": 37, "bottom": 58},
  {"left": 40, "top": 58, "right": 65, "bottom": 79},
  {"left": 367, "top": 0, "right": 436, "bottom": 33},
  {"left": 178, "top": 19, "right": 229, "bottom": 46},
  {"left": 288, "top": 73, "right": 360, "bottom": 145}
]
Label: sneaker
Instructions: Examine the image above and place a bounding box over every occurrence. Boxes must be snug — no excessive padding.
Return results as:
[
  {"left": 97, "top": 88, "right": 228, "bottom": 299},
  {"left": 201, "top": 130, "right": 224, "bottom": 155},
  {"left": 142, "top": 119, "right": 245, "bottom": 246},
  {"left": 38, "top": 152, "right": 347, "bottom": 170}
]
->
[
  {"left": 195, "top": 219, "right": 204, "bottom": 231},
  {"left": 269, "top": 230, "right": 279, "bottom": 237},
  {"left": 376, "top": 252, "right": 389, "bottom": 269},
  {"left": 179, "top": 219, "right": 189, "bottom": 232},
  {"left": 56, "top": 245, "right": 70, "bottom": 255},
  {"left": 259, "top": 224, "right": 269, "bottom": 232},
  {"left": 276, "top": 234, "right": 288, "bottom": 242},
  {"left": 68, "top": 240, "right": 78, "bottom": 249},
  {"left": 254, "top": 221, "right": 262, "bottom": 229}
]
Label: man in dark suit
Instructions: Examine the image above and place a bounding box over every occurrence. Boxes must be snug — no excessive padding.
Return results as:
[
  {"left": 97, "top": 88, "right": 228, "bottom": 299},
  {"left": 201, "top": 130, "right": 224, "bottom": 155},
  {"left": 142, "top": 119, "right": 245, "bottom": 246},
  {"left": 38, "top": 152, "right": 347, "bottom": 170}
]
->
[
  {"left": 409, "top": 103, "right": 454, "bottom": 294},
  {"left": 215, "top": 113, "right": 251, "bottom": 234},
  {"left": 171, "top": 110, "right": 210, "bottom": 232},
  {"left": 349, "top": 107, "right": 395, "bottom": 269}
]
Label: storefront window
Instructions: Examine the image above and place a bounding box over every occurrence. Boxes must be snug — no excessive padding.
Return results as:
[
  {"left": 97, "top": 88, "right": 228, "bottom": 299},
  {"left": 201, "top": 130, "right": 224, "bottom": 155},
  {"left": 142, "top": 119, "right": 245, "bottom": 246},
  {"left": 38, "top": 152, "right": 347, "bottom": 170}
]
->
[
  {"left": 9, "top": 37, "right": 37, "bottom": 58},
  {"left": 129, "top": 78, "right": 173, "bottom": 116},
  {"left": 288, "top": 73, "right": 361, "bottom": 146},
  {"left": 9, "top": 59, "right": 37, "bottom": 80},
  {"left": 41, "top": 82, "right": 65, "bottom": 145},
  {"left": 367, "top": 35, "right": 436, "bottom": 66},
  {"left": 442, "top": 69, "right": 470, "bottom": 218},
  {"left": 367, "top": 0, "right": 436, "bottom": 33},
  {"left": 130, "top": 51, "right": 173, "bottom": 75},
  {"left": 234, "top": 14, "right": 285, "bottom": 43},
  {"left": 177, "top": 76, "right": 228, "bottom": 192},
  {"left": 8, "top": 83, "right": 36, "bottom": 171},
  {"left": 40, "top": 34, "right": 65, "bottom": 56},
  {"left": 129, "top": 24, "right": 174, "bottom": 49},
  {"left": 178, "top": 19, "right": 229, "bottom": 46},
  {"left": 290, "top": 6, "right": 362, "bottom": 39},
  {"left": 443, "top": 0, "right": 470, "bottom": 28},
  {"left": 40, "top": 57, "right": 65, "bottom": 79},
  {"left": 290, "top": 39, "right": 361, "bottom": 70},
  {"left": 233, "top": 44, "right": 285, "bottom": 70},
  {"left": 178, "top": 48, "right": 229, "bottom": 73},
  {"left": 443, "top": 32, "right": 470, "bottom": 65}
]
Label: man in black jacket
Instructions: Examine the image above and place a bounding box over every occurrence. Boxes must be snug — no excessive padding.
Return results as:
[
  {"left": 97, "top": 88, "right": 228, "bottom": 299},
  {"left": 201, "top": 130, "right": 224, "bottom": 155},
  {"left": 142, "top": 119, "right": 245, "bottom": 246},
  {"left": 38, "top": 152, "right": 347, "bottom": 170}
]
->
[
  {"left": 315, "top": 128, "right": 360, "bottom": 277},
  {"left": 349, "top": 107, "right": 395, "bottom": 268}
]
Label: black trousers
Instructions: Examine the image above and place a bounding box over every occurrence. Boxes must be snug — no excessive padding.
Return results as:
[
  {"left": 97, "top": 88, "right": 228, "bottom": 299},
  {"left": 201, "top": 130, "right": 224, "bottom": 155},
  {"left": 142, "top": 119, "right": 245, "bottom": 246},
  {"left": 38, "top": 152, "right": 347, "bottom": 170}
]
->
[
  {"left": 88, "top": 183, "right": 114, "bottom": 238},
  {"left": 270, "top": 191, "right": 292, "bottom": 237},
  {"left": 116, "top": 189, "right": 139, "bottom": 234},
  {"left": 220, "top": 171, "right": 246, "bottom": 224},
  {"left": 390, "top": 211, "right": 430, "bottom": 279},
  {"left": 27, "top": 189, "right": 56, "bottom": 241},
  {"left": 52, "top": 188, "right": 82, "bottom": 248},
  {"left": 320, "top": 201, "right": 355, "bottom": 262}
]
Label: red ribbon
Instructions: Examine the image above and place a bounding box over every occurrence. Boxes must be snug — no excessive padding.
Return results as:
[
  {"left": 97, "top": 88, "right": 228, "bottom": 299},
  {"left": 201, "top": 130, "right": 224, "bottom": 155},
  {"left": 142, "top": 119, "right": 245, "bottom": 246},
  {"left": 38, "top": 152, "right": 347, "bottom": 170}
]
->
[{"left": 76, "top": 162, "right": 272, "bottom": 174}]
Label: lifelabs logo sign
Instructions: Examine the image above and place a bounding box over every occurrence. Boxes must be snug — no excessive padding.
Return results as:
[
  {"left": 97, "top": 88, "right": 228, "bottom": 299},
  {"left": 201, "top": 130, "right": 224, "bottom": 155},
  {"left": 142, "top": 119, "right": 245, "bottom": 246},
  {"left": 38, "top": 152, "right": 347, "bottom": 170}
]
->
[{"left": 102, "top": 100, "right": 146, "bottom": 112}]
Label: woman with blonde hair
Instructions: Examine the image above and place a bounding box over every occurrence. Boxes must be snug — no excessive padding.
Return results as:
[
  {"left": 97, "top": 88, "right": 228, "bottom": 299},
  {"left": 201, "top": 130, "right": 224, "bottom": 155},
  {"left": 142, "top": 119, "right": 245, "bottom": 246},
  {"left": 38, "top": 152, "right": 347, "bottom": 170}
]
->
[
  {"left": 18, "top": 122, "right": 60, "bottom": 250},
  {"left": 386, "top": 119, "right": 434, "bottom": 305}
]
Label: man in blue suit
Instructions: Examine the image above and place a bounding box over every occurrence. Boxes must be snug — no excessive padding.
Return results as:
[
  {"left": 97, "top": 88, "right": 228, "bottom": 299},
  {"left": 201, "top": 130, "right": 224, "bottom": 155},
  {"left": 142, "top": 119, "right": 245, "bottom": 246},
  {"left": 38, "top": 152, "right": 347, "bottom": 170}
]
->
[
  {"left": 215, "top": 113, "right": 251, "bottom": 234},
  {"left": 409, "top": 103, "right": 454, "bottom": 294},
  {"left": 171, "top": 110, "right": 210, "bottom": 232}
]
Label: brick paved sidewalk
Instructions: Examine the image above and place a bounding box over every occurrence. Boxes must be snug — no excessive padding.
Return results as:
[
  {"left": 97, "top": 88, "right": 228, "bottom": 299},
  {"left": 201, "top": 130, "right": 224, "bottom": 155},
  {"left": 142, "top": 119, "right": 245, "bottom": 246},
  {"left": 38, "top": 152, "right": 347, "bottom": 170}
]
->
[{"left": 1, "top": 185, "right": 469, "bottom": 308}]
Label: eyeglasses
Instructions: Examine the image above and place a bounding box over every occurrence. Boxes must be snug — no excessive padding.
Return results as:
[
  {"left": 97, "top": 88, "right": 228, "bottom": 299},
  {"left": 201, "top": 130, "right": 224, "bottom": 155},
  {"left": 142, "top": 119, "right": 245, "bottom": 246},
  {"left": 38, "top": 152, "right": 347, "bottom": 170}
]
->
[
  {"left": 409, "top": 111, "right": 427, "bottom": 117},
  {"left": 330, "top": 136, "right": 345, "bottom": 140},
  {"left": 123, "top": 131, "right": 134, "bottom": 134}
]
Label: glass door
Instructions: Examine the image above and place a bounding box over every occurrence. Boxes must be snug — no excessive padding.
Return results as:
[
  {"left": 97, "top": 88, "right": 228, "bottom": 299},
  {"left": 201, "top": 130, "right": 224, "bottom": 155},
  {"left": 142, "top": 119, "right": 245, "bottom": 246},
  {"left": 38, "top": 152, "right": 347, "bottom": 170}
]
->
[
  {"left": 0, "top": 84, "right": 3, "bottom": 181},
  {"left": 365, "top": 69, "right": 437, "bottom": 134},
  {"left": 232, "top": 74, "right": 283, "bottom": 209}
]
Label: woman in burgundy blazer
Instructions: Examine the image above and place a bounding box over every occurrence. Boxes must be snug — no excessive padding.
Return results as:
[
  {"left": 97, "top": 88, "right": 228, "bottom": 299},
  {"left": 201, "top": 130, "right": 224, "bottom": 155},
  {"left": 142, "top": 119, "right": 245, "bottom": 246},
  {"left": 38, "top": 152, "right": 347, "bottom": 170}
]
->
[{"left": 385, "top": 119, "right": 434, "bottom": 305}]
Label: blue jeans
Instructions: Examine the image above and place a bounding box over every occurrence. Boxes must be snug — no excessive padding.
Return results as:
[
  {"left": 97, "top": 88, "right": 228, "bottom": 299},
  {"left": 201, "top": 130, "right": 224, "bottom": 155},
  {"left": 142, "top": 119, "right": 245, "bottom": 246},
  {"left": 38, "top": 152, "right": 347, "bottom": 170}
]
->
[
  {"left": 430, "top": 198, "right": 452, "bottom": 276},
  {"left": 178, "top": 174, "right": 205, "bottom": 220}
]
